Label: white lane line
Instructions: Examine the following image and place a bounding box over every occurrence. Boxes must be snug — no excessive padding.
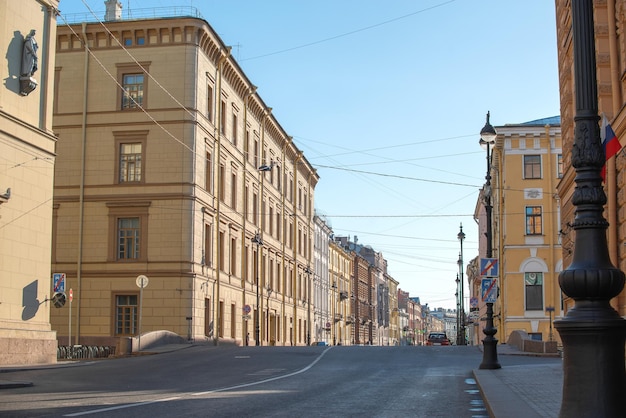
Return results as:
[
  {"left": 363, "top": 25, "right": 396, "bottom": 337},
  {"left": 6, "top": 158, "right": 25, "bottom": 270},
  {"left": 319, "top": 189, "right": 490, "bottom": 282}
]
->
[
  {"left": 64, "top": 397, "right": 182, "bottom": 416},
  {"left": 64, "top": 347, "right": 332, "bottom": 416}
]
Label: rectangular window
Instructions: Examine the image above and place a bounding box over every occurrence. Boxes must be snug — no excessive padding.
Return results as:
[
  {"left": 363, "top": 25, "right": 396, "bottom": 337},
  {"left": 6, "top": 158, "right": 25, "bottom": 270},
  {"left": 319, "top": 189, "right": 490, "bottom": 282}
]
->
[
  {"left": 122, "top": 73, "right": 144, "bottom": 109},
  {"left": 230, "top": 237, "right": 237, "bottom": 275},
  {"left": 118, "top": 217, "right": 140, "bottom": 259},
  {"left": 220, "top": 100, "right": 226, "bottom": 134},
  {"left": 115, "top": 294, "right": 138, "bottom": 335},
  {"left": 254, "top": 139, "right": 259, "bottom": 168},
  {"left": 245, "top": 130, "right": 250, "bottom": 162},
  {"left": 219, "top": 231, "right": 225, "bottom": 271},
  {"left": 207, "top": 85, "right": 214, "bottom": 122},
  {"left": 525, "top": 272, "right": 543, "bottom": 311},
  {"left": 232, "top": 112, "right": 238, "bottom": 146},
  {"left": 219, "top": 301, "right": 224, "bottom": 338},
  {"left": 525, "top": 206, "right": 543, "bottom": 235},
  {"left": 205, "top": 151, "right": 212, "bottom": 192},
  {"left": 219, "top": 164, "right": 225, "bottom": 202},
  {"left": 253, "top": 193, "right": 258, "bottom": 225},
  {"left": 269, "top": 206, "right": 274, "bottom": 237},
  {"left": 204, "top": 223, "right": 212, "bottom": 266},
  {"left": 231, "top": 303, "right": 236, "bottom": 339},
  {"left": 119, "top": 143, "right": 142, "bottom": 182},
  {"left": 523, "top": 155, "right": 542, "bottom": 179},
  {"left": 231, "top": 172, "right": 237, "bottom": 209},
  {"left": 244, "top": 185, "right": 249, "bottom": 221},
  {"left": 557, "top": 154, "right": 563, "bottom": 178}
]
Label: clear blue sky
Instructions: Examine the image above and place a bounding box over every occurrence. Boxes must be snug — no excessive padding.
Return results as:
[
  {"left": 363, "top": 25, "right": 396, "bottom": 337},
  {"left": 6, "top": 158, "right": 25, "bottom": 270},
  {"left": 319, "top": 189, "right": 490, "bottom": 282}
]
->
[{"left": 57, "top": 0, "right": 560, "bottom": 310}]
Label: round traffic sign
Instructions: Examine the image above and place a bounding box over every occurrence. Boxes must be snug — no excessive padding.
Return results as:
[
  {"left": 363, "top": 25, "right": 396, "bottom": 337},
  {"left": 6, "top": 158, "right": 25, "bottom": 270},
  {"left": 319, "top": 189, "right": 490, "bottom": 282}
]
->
[
  {"left": 243, "top": 304, "right": 251, "bottom": 314},
  {"left": 136, "top": 275, "right": 149, "bottom": 288}
]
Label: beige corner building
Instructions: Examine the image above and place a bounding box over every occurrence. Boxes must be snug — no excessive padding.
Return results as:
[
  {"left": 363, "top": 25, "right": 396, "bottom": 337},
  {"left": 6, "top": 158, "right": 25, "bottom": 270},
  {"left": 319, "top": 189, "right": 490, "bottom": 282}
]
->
[
  {"left": 51, "top": 3, "right": 317, "bottom": 348},
  {"left": 0, "top": 0, "right": 59, "bottom": 365}
]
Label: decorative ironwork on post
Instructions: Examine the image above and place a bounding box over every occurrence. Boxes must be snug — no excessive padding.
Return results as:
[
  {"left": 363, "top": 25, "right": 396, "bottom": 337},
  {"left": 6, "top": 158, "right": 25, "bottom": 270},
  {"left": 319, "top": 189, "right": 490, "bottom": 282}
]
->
[{"left": 555, "top": 1, "right": 626, "bottom": 416}]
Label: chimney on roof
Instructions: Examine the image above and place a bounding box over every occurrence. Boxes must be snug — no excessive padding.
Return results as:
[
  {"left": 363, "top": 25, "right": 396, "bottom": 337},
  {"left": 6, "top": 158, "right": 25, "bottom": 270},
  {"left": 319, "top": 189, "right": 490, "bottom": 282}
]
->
[{"left": 104, "top": 0, "right": 123, "bottom": 21}]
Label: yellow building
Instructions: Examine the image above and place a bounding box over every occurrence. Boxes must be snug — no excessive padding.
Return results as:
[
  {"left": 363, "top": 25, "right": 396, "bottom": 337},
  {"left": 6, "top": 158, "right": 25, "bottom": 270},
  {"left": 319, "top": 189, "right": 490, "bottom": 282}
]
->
[
  {"left": 388, "top": 277, "right": 399, "bottom": 345},
  {"left": 0, "top": 0, "right": 59, "bottom": 365},
  {"left": 329, "top": 240, "right": 352, "bottom": 345},
  {"left": 484, "top": 118, "right": 563, "bottom": 344},
  {"left": 51, "top": 5, "right": 317, "bottom": 348}
]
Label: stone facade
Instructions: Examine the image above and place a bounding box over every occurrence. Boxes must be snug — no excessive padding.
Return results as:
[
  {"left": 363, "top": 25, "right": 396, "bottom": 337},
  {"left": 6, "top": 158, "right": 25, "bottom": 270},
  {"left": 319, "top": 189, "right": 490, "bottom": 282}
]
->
[
  {"left": 51, "top": 12, "right": 317, "bottom": 347},
  {"left": 0, "top": 0, "right": 59, "bottom": 365},
  {"left": 555, "top": 0, "right": 626, "bottom": 316}
]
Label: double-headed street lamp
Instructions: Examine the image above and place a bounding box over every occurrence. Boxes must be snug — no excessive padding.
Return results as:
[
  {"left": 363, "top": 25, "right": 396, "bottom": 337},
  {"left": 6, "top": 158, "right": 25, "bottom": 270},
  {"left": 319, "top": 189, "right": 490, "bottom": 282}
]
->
[
  {"left": 478, "top": 111, "right": 500, "bottom": 369},
  {"left": 251, "top": 232, "right": 263, "bottom": 346},
  {"left": 455, "top": 275, "right": 460, "bottom": 344},
  {"left": 457, "top": 223, "right": 466, "bottom": 346}
]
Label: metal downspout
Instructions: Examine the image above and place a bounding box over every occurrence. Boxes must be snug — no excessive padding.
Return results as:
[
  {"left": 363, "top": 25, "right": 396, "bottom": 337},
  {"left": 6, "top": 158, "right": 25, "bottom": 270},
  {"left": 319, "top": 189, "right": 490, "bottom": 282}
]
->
[
  {"left": 214, "top": 47, "right": 231, "bottom": 345},
  {"left": 75, "top": 22, "right": 89, "bottom": 345}
]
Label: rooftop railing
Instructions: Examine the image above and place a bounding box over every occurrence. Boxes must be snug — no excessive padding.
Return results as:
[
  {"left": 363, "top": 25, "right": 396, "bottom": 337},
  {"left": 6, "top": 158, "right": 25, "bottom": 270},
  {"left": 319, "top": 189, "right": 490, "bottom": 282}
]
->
[{"left": 60, "top": 6, "right": 204, "bottom": 25}]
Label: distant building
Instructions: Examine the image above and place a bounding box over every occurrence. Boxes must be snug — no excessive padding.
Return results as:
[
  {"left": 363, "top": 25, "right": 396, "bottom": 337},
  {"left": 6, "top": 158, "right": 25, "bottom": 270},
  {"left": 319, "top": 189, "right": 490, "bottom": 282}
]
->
[
  {"left": 329, "top": 239, "right": 352, "bottom": 345},
  {"left": 313, "top": 214, "right": 332, "bottom": 344}
]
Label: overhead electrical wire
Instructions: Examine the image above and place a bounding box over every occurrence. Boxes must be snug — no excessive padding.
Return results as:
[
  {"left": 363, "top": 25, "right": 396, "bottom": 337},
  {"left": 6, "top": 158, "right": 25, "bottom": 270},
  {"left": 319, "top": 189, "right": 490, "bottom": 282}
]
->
[{"left": 240, "top": 0, "right": 457, "bottom": 61}]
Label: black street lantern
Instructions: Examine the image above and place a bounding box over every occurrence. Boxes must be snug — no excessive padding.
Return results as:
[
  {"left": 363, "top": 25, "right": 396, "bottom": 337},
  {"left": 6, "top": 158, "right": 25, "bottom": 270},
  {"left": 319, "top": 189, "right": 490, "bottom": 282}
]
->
[
  {"left": 478, "top": 111, "right": 500, "bottom": 370},
  {"left": 251, "top": 232, "right": 263, "bottom": 346},
  {"left": 555, "top": 1, "right": 626, "bottom": 416},
  {"left": 457, "top": 224, "right": 466, "bottom": 346}
]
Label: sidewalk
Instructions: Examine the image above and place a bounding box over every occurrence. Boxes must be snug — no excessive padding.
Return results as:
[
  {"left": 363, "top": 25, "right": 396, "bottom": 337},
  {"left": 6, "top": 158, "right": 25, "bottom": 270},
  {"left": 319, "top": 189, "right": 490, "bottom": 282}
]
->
[
  {"left": 473, "top": 344, "right": 563, "bottom": 418},
  {"left": 0, "top": 342, "right": 195, "bottom": 389}
]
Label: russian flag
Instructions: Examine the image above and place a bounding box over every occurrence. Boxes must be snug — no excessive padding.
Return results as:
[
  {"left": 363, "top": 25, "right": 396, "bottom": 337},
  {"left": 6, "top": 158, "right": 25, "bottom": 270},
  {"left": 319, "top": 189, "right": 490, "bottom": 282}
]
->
[{"left": 601, "top": 114, "right": 622, "bottom": 182}]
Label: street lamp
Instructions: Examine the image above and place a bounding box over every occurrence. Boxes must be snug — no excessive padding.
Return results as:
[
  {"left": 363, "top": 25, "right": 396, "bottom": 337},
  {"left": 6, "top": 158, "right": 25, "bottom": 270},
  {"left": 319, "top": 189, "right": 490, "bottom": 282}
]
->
[
  {"left": 554, "top": 2, "right": 626, "bottom": 416},
  {"left": 266, "top": 286, "right": 273, "bottom": 345},
  {"left": 457, "top": 224, "right": 466, "bottom": 346},
  {"left": 251, "top": 232, "right": 263, "bottom": 346},
  {"left": 304, "top": 265, "right": 312, "bottom": 345},
  {"left": 455, "top": 275, "right": 460, "bottom": 345},
  {"left": 478, "top": 111, "right": 501, "bottom": 369}
]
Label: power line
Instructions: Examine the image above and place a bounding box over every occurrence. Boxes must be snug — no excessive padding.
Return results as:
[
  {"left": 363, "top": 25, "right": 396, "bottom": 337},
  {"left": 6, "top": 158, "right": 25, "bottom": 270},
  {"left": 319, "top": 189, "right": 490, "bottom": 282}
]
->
[{"left": 241, "top": 1, "right": 457, "bottom": 61}]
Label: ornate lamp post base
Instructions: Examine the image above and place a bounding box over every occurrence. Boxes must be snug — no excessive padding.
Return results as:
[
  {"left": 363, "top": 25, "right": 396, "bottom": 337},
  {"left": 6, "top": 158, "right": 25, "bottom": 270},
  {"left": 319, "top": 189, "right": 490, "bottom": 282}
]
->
[
  {"left": 555, "top": 303, "right": 626, "bottom": 417},
  {"left": 479, "top": 302, "right": 500, "bottom": 369}
]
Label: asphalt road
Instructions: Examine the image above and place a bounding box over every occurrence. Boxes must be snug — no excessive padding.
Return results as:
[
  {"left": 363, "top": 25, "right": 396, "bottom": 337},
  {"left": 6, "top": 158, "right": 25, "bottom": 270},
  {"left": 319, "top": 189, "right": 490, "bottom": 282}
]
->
[{"left": 0, "top": 345, "right": 559, "bottom": 417}]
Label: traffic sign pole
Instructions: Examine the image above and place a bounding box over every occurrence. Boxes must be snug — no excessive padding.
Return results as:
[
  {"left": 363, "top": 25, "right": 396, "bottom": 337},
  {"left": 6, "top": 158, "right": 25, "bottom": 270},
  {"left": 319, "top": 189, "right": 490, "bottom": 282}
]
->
[{"left": 69, "top": 288, "right": 72, "bottom": 357}]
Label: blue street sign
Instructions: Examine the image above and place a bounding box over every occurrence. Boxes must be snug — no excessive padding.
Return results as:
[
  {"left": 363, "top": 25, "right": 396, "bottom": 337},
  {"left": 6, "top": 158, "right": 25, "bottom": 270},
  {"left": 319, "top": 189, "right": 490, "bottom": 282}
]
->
[
  {"left": 480, "top": 258, "right": 498, "bottom": 277},
  {"left": 481, "top": 278, "right": 497, "bottom": 303},
  {"left": 53, "top": 273, "right": 66, "bottom": 293}
]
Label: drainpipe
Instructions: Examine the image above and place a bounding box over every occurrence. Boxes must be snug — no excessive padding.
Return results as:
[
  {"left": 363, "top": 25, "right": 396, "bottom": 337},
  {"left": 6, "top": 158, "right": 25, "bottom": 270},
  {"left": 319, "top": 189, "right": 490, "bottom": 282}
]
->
[
  {"left": 281, "top": 137, "right": 291, "bottom": 345},
  {"left": 241, "top": 86, "right": 256, "bottom": 344},
  {"left": 75, "top": 22, "right": 90, "bottom": 345},
  {"left": 214, "top": 47, "right": 231, "bottom": 345}
]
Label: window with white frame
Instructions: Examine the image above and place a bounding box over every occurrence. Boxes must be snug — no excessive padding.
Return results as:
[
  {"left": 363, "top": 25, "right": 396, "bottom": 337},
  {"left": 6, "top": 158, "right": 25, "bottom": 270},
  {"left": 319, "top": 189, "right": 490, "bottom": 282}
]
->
[
  {"left": 525, "top": 272, "right": 543, "bottom": 310},
  {"left": 523, "top": 155, "right": 542, "bottom": 179},
  {"left": 525, "top": 206, "right": 543, "bottom": 235}
]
